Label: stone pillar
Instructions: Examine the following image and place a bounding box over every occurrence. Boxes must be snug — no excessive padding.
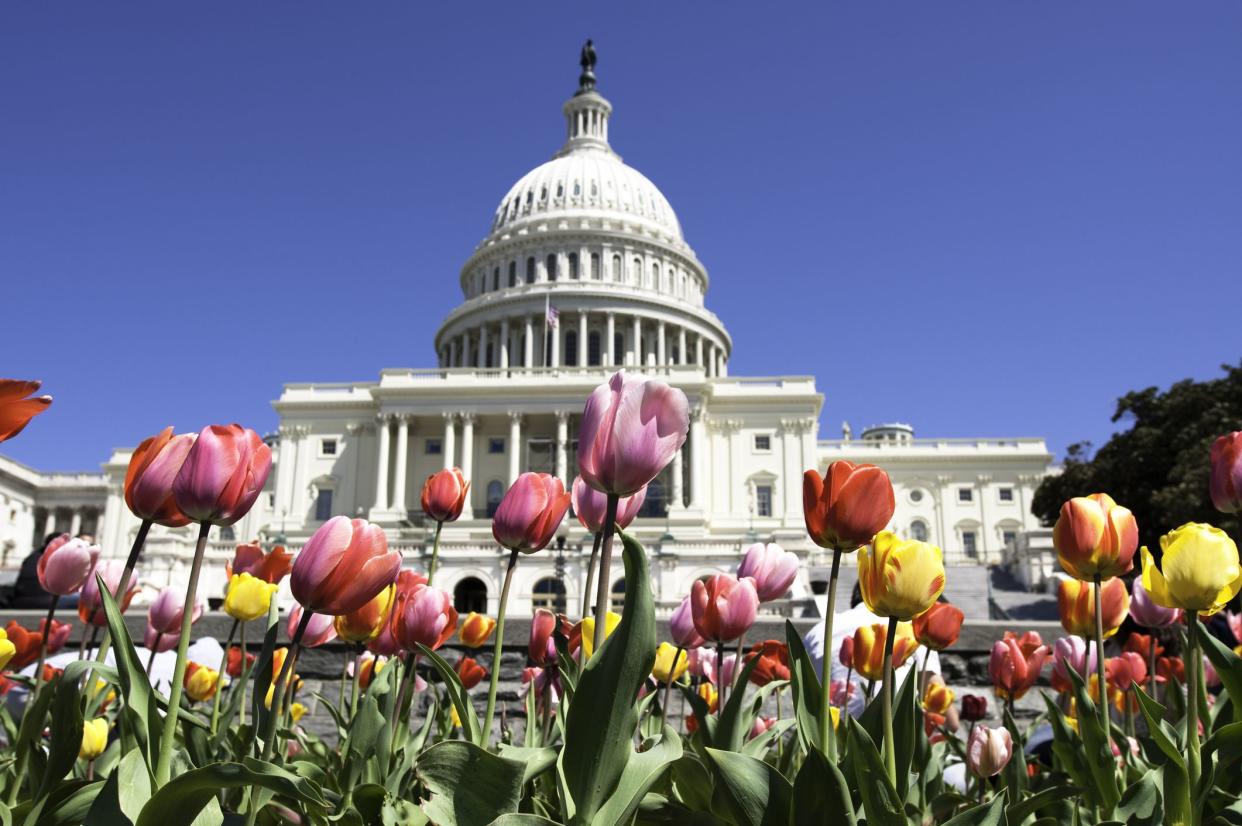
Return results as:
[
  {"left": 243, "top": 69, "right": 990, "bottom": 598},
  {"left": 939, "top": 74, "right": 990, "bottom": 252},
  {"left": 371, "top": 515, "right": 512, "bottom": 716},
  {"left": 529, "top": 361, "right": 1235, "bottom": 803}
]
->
[
  {"left": 450, "top": 338, "right": 459, "bottom": 368},
  {"left": 499, "top": 319, "right": 510, "bottom": 370},
  {"left": 69, "top": 510, "right": 82, "bottom": 537},
  {"left": 373, "top": 415, "right": 391, "bottom": 513},
  {"left": 606, "top": 313, "right": 616, "bottom": 366},
  {"left": 719, "top": 351, "right": 727, "bottom": 377},
  {"left": 578, "top": 312, "right": 588, "bottom": 366},
  {"left": 443, "top": 413, "right": 457, "bottom": 471},
  {"left": 671, "top": 446, "right": 685, "bottom": 510},
  {"left": 477, "top": 325, "right": 489, "bottom": 368},
  {"left": 458, "top": 333, "right": 468, "bottom": 367},
  {"left": 695, "top": 335, "right": 704, "bottom": 369},
  {"left": 689, "top": 408, "right": 706, "bottom": 510},
  {"left": 392, "top": 415, "right": 410, "bottom": 514},
  {"left": 631, "top": 316, "right": 641, "bottom": 365},
  {"left": 460, "top": 414, "right": 475, "bottom": 519},
  {"left": 707, "top": 342, "right": 717, "bottom": 377},
  {"left": 678, "top": 327, "right": 687, "bottom": 365},
  {"left": 657, "top": 321, "right": 666, "bottom": 366},
  {"left": 508, "top": 413, "right": 523, "bottom": 483},
  {"left": 43, "top": 509, "right": 56, "bottom": 537},
  {"left": 524, "top": 316, "right": 534, "bottom": 368},
  {"left": 551, "top": 320, "right": 560, "bottom": 368},
  {"left": 555, "top": 411, "right": 569, "bottom": 484}
]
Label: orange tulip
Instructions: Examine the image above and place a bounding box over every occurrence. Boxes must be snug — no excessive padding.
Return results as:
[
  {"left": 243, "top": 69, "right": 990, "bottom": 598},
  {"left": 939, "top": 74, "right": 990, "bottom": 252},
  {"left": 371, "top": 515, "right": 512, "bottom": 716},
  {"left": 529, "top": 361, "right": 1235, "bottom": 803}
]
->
[
  {"left": 852, "top": 622, "right": 919, "bottom": 682},
  {"left": 124, "top": 427, "right": 194, "bottom": 527},
  {"left": 0, "top": 379, "right": 52, "bottom": 443},
  {"left": 421, "top": 468, "right": 470, "bottom": 523},
  {"left": 1053, "top": 493, "right": 1139, "bottom": 580},
  {"left": 459, "top": 612, "right": 496, "bottom": 648},
  {"left": 454, "top": 656, "right": 487, "bottom": 690},
  {"left": 922, "top": 676, "right": 954, "bottom": 715},
  {"left": 746, "top": 640, "right": 791, "bottom": 686},
  {"left": 228, "top": 541, "right": 294, "bottom": 585},
  {"left": 1058, "top": 577, "right": 1129, "bottom": 638},
  {"left": 803, "top": 461, "right": 895, "bottom": 552},
  {"left": 989, "top": 631, "right": 1051, "bottom": 701},
  {"left": 912, "top": 602, "right": 965, "bottom": 650}
]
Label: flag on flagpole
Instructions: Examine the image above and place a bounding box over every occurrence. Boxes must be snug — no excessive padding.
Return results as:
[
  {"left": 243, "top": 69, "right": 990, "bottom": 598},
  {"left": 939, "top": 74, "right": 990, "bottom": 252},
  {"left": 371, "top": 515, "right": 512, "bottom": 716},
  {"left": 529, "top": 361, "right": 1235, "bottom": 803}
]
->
[{"left": 545, "top": 296, "right": 559, "bottom": 329}]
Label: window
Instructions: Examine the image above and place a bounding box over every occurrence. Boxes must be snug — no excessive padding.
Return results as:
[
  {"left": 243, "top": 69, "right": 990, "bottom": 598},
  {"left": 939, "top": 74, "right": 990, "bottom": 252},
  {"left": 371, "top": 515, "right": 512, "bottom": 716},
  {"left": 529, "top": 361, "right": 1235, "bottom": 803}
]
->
[
  {"left": 958, "top": 488, "right": 973, "bottom": 503},
  {"left": 564, "top": 331, "right": 579, "bottom": 366},
  {"left": 220, "top": 526, "right": 236, "bottom": 541},
  {"left": 591, "top": 253, "right": 601, "bottom": 279},
  {"left": 756, "top": 485, "right": 772, "bottom": 517},
  {"left": 508, "top": 261, "right": 517, "bottom": 287},
  {"left": 1002, "top": 530, "right": 1018, "bottom": 547},
  {"left": 568, "top": 253, "right": 579, "bottom": 279},
  {"left": 611, "top": 254, "right": 621, "bottom": 281},
  {"left": 611, "top": 579, "right": 626, "bottom": 615},
  {"left": 526, "top": 439, "right": 554, "bottom": 473},
  {"left": 426, "top": 438, "right": 442, "bottom": 455},
  {"left": 546, "top": 254, "right": 558, "bottom": 282},
  {"left": 640, "top": 476, "right": 667, "bottom": 518},
  {"left": 454, "top": 577, "right": 488, "bottom": 614},
  {"left": 266, "top": 492, "right": 276, "bottom": 508},
  {"left": 753, "top": 434, "right": 771, "bottom": 452},
  {"left": 911, "top": 520, "right": 929, "bottom": 542},
  {"left": 631, "top": 257, "right": 642, "bottom": 284},
  {"left": 613, "top": 333, "right": 624, "bottom": 364},
  {"left": 320, "top": 439, "right": 338, "bottom": 457},
  {"left": 962, "top": 531, "right": 978, "bottom": 557},
  {"left": 314, "top": 489, "right": 333, "bottom": 521},
  {"left": 492, "top": 267, "right": 499, "bottom": 291},
  {"left": 999, "top": 488, "right": 1014, "bottom": 502},
  {"left": 588, "top": 332, "right": 601, "bottom": 366},
  {"left": 532, "top": 577, "right": 567, "bottom": 614},
  {"left": 486, "top": 480, "right": 504, "bottom": 517},
  {"left": 909, "top": 489, "right": 924, "bottom": 503},
  {"left": 488, "top": 438, "right": 505, "bottom": 455},
  {"left": 526, "top": 257, "right": 536, "bottom": 284}
]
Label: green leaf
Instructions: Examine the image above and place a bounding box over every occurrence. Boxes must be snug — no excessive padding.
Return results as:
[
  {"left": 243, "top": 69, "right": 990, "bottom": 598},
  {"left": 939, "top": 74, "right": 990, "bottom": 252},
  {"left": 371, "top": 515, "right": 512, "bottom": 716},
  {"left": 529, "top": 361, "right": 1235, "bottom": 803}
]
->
[
  {"left": 942, "top": 793, "right": 1006, "bottom": 826},
  {"left": 1067, "top": 665, "right": 1121, "bottom": 812},
  {"left": 558, "top": 529, "right": 657, "bottom": 824},
  {"left": 487, "top": 817, "right": 562, "bottom": 826},
  {"left": 1115, "top": 767, "right": 1163, "bottom": 826},
  {"left": 1002, "top": 784, "right": 1079, "bottom": 824},
  {"left": 792, "top": 746, "right": 856, "bottom": 826},
  {"left": 1204, "top": 721, "right": 1242, "bottom": 772},
  {"left": 591, "top": 727, "right": 682, "bottom": 826},
  {"left": 741, "top": 718, "right": 794, "bottom": 757},
  {"left": 245, "top": 617, "right": 281, "bottom": 758},
  {"left": 1000, "top": 705, "right": 1027, "bottom": 805},
  {"left": 417, "top": 644, "right": 483, "bottom": 746},
  {"left": 495, "top": 746, "right": 558, "bottom": 785},
  {"left": 341, "top": 695, "right": 386, "bottom": 799},
  {"left": 99, "top": 577, "right": 162, "bottom": 769},
  {"left": 415, "top": 740, "right": 526, "bottom": 826},
  {"left": 704, "top": 747, "right": 793, "bottom": 826},
  {"left": 134, "top": 759, "right": 327, "bottom": 826},
  {"left": 844, "top": 716, "right": 905, "bottom": 826},
  {"left": 35, "top": 667, "right": 85, "bottom": 802},
  {"left": 784, "top": 619, "right": 823, "bottom": 754},
  {"left": 1133, "top": 685, "right": 1184, "bottom": 769},
  {"left": 1198, "top": 621, "right": 1242, "bottom": 724},
  {"left": 715, "top": 653, "right": 762, "bottom": 752},
  {"left": 28, "top": 778, "right": 105, "bottom": 826}
]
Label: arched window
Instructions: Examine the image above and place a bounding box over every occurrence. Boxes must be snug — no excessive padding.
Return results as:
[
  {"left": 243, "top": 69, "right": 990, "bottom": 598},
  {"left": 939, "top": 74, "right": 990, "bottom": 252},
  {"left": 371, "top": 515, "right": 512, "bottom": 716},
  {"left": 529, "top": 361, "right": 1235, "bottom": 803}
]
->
[
  {"left": 508, "top": 261, "right": 517, "bottom": 287},
  {"left": 568, "top": 253, "right": 579, "bottom": 280},
  {"left": 546, "top": 254, "right": 558, "bottom": 282},
  {"left": 640, "top": 474, "right": 667, "bottom": 518},
  {"left": 564, "top": 331, "right": 578, "bottom": 366},
  {"left": 611, "top": 579, "right": 626, "bottom": 615},
  {"left": 611, "top": 254, "right": 621, "bottom": 282},
  {"left": 526, "top": 257, "right": 536, "bottom": 284},
  {"left": 588, "top": 332, "right": 601, "bottom": 366},
  {"left": 532, "top": 577, "right": 567, "bottom": 614},
  {"left": 631, "top": 257, "right": 642, "bottom": 285},
  {"left": 486, "top": 480, "right": 504, "bottom": 517},
  {"left": 591, "top": 253, "right": 601, "bottom": 279},
  {"left": 454, "top": 577, "right": 488, "bottom": 614},
  {"left": 492, "top": 267, "right": 499, "bottom": 292},
  {"left": 613, "top": 333, "right": 624, "bottom": 364},
  {"left": 910, "top": 520, "right": 929, "bottom": 542},
  {"left": 652, "top": 263, "right": 660, "bottom": 291}
]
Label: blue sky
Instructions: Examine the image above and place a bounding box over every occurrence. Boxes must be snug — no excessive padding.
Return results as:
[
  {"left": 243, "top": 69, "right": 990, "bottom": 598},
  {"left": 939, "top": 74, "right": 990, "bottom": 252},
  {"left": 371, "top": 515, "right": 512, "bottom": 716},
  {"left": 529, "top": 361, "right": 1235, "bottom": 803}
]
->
[{"left": 3, "top": 3, "right": 1239, "bottom": 470}]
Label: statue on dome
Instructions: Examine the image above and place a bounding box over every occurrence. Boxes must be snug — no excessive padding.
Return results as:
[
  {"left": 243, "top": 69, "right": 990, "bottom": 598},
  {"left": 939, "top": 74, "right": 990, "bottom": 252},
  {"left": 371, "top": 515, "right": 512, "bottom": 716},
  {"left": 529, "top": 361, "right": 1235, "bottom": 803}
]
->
[
  {"left": 578, "top": 39, "right": 597, "bottom": 93},
  {"left": 842, "top": 420, "right": 853, "bottom": 441}
]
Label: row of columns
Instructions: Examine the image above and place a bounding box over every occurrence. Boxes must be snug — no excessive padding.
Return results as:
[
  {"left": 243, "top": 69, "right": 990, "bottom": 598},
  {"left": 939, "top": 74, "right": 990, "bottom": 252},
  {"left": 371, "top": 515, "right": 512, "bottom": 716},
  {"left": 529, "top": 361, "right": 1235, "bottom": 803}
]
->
[
  {"left": 36, "top": 506, "right": 102, "bottom": 541},
  {"left": 443, "top": 312, "right": 728, "bottom": 376}
]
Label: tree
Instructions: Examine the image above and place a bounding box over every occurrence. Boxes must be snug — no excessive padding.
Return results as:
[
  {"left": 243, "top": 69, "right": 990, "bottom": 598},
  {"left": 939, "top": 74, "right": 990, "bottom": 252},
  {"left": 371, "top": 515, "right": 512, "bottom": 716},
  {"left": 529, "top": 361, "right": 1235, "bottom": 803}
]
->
[{"left": 1032, "top": 361, "right": 1242, "bottom": 551}]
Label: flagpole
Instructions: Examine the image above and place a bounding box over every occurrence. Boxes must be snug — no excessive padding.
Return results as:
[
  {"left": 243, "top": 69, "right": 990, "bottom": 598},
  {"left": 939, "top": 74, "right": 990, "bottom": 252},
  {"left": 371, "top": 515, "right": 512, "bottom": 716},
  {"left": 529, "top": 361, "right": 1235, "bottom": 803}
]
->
[{"left": 543, "top": 293, "right": 550, "bottom": 368}]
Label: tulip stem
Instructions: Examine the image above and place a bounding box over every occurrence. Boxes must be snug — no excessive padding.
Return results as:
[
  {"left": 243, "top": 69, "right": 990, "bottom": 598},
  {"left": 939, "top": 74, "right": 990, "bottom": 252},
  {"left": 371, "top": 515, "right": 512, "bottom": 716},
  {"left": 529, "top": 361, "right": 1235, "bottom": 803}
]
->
[
  {"left": 210, "top": 619, "right": 239, "bottom": 736},
  {"left": 482, "top": 548, "right": 520, "bottom": 747},
  {"left": 338, "top": 647, "right": 350, "bottom": 718},
  {"left": 1186, "top": 613, "right": 1202, "bottom": 826},
  {"left": 238, "top": 620, "right": 248, "bottom": 727},
  {"left": 819, "top": 549, "right": 842, "bottom": 761},
  {"left": 426, "top": 520, "right": 444, "bottom": 587},
  {"left": 733, "top": 636, "right": 747, "bottom": 696},
  {"left": 716, "top": 642, "right": 726, "bottom": 716},
  {"left": 1148, "top": 638, "right": 1158, "bottom": 706},
  {"left": 583, "top": 530, "right": 602, "bottom": 616},
  {"left": 154, "top": 521, "right": 210, "bottom": 787},
  {"left": 146, "top": 636, "right": 161, "bottom": 676},
  {"left": 247, "top": 608, "right": 312, "bottom": 826},
  {"left": 881, "top": 616, "right": 898, "bottom": 788},
  {"left": 84, "top": 520, "right": 152, "bottom": 708},
  {"left": 659, "top": 646, "right": 683, "bottom": 731},
  {"left": 349, "top": 643, "right": 363, "bottom": 720},
  {"left": 31, "top": 595, "right": 60, "bottom": 703},
  {"left": 592, "top": 494, "right": 620, "bottom": 654},
  {"left": 1092, "top": 575, "right": 1112, "bottom": 757}
]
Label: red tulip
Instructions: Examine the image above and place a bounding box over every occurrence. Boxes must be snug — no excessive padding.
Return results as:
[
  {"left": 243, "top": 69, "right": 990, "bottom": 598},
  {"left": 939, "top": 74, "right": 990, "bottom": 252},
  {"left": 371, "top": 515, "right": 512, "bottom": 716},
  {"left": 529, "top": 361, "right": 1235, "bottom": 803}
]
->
[
  {"left": 228, "top": 541, "right": 293, "bottom": 585},
  {"left": 455, "top": 656, "right": 487, "bottom": 690},
  {"left": 1106, "top": 652, "right": 1148, "bottom": 691},
  {"left": 171, "top": 424, "right": 272, "bottom": 526},
  {"left": 289, "top": 605, "right": 337, "bottom": 647},
  {"left": 912, "top": 602, "right": 965, "bottom": 651},
  {"left": 492, "top": 473, "right": 571, "bottom": 554},
  {"left": 803, "top": 461, "right": 895, "bottom": 552},
  {"left": 124, "top": 427, "right": 195, "bottom": 527},
  {"left": 37, "top": 535, "right": 100, "bottom": 596},
  {"left": 422, "top": 468, "right": 470, "bottom": 523},
  {"left": 571, "top": 476, "right": 646, "bottom": 533},
  {"left": 390, "top": 584, "right": 458, "bottom": 652},
  {"left": 746, "top": 640, "right": 790, "bottom": 686},
  {"left": 0, "top": 379, "right": 52, "bottom": 442},
  {"left": 989, "top": 631, "right": 1051, "bottom": 701},
  {"left": 737, "top": 542, "right": 799, "bottom": 602},
  {"left": 5, "top": 620, "right": 71, "bottom": 670},
  {"left": 529, "top": 608, "right": 559, "bottom": 665},
  {"left": 79, "top": 559, "right": 139, "bottom": 626},
  {"left": 577, "top": 371, "right": 689, "bottom": 497},
  {"left": 290, "top": 516, "right": 401, "bottom": 616},
  {"left": 1123, "top": 632, "right": 1163, "bottom": 660},
  {"left": 690, "top": 574, "right": 758, "bottom": 643},
  {"left": 226, "top": 646, "right": 256, "bottom": 678},
  {"left": 839, "top": 635, "right": 854, "bottom": 670},
  {"left": 1156, "top": 656, "right": 1185, "bottom": 684},
  {"left": 367, "top": 570, "right": 426, "bottom": 656},
  {"left": 960, "top": 694, "right": 988, "bottom": 722},
  {"left": 1211, "top": 432, "right": 1242, "bottom": 514}
]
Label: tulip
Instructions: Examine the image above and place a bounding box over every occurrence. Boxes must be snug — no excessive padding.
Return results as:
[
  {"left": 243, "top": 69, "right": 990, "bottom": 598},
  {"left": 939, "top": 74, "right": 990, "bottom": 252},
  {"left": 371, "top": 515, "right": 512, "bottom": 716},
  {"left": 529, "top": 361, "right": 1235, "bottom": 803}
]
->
[
  {"left": 859, "top": 532, "right": 946, "bottom": 621},
  {"left": 1106, "top": 651, "right": 1148, "bottom": 692},
  {"left": 1228, "top": 612, "right": 1242, "bottom": 647},
  {"left": 653, "top": 642, "right": 689, "bottom": 683},
  {"left": 0, "top": 630, "right": 13, "bottom": 671},
  {"left": 37, "top": 535, "right": 100, "bottom": 596},
  {"left": 455, "top": 656, "right": 487, "bottom": 690},
  {"left": 695, "top": 682, "right": 720, "bottom": 713},
  {"left": 452, "top": 613, "right": 493, "bottom": 650},
  {"left": 1053, "top": 493, "right": 1139, "bottom": 581},
  {"left": 334, "top": 584, "right": 396, "bottom": 643},
  {"left": 747, "top": 640, "right": 790, "bottom": 686},
  {"left": 852, "top": 622, "right": 919, "bottom": 682},
  {"left": 521, "top": 666, "right": 562, "bottom": 713},
  {"left": 224, "top": 573, "right": 279, "bottom": 623},
  {"left": 1203, "top": 656, "right": 1221, "bottom": 689},
  {"left": 1157, "top": 656, "right": 1185, "bottom": 684},
  {"left": 184, "top": 662, "right": 220, "bottom": 702},
  {"left": 1058, "top": 577, "right": 1129, "bottom": 638},
  {"left": 718, "top": 653, "right": 740, "bottom": 688},
  {"left": 291, "top": 516, "right": 401, "bottom": 616},
  {"left": 989, "top": 631, "right": 1051, "bottom": 701},
  {"left": 289, "top": 702, "right": 308, "bottom": 723},
  {"left": 171, "top": 424, "right": 272, "bottom": 526},
  {"left": 367, "top": 621, "right": 403, "bottom": 658},
  {"left": 1130, "top": 577, "right": 1181, "bottom": 628},
  {"left": 290, "top": 606, "right": 337, "bottom": 648},
  {"left": 79, "top": 559, "right": 138, "bottom": 626},
  {"left": 922, "top": 677, "right": 954, "bottom": 715},
  {"left": 669, "top": 596, "right": 705, "bottom": 649},
  {"left": 529, "top": 608, "right": 559, "bottom": 665},
  {"left": 144, "top": 624, "right": 179, "bottom": 653},
  {"left": 690, "top": 574, "right": 758, "bottom": 644},
  {"left": 356, "top": 654, "right": 385, "bottom": 690},
  {"left": 390, "top": 584, "right": 458, "bottom": 652},
  {"left": 686, "top": 647, "right": 717, "bottom": 683},
  {"left": 1210, "top": 432, "right": 1242, "bottom": 514},
  {"left": 1142, "top": 522, "right": 1242, "bottom": 615},
  {"left": 580, "top": 611, "right": 622, "bottom": 659},
  {"left": 737, "top": 543, "right": 800, "bottom": 602},
  {"left": 830, "top": 679, "right": 855, "bottom": 707},
  {"left": 839, "top": 635, "right": 854, "bottom": 670},
  {"left": 147, "top": 587, "right": 204, "bottom": 635},
  {"left": 960, "top": 694, "right": 988, "bottom": 722},
  {"left": 1050, "top": 636, "right": 1099, "bottom": 693},
  {"left": 1124, "top": 632, "right": 1162, "bottom": 660},
  {"left": 572, "top": 476, "right": 646, "bottom": 533},
  {"left": 228, "top": 541, "right": 293, "bottom": 584},
  {"left": 967, "top": 726, "right": 1014, "bottom": 777},
  {"left": 78, "top": 718, "right": 108, "bottom": 761},
  {"left": 749, "top": 716, "right": 777, "bottom": 740},
  {"left": 227, "top": 646, "right": 255, "bottom": 679},
  {"left": 492, "top": 473, "right": 571, "bottom": 555},
  {"left": 912, "top": 602, "right": 964, "bottom": 651},
  {"left": 421, "top": 467, "right": 470, "bottom": 523},
  {"left": 803, "top": 461, "right": 896, "bottom": 553},
  {"left": 124, "top": 427, "right": 195, "bottom": 527},
  {"left": 0, "top": 379, "right": 52, "bottom": 443}
]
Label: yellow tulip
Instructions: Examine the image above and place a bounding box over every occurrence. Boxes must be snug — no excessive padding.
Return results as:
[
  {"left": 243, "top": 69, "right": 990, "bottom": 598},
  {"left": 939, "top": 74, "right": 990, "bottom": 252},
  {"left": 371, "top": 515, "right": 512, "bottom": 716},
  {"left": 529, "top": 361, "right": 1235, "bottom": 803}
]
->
[
  {"left": 1142, "top": 523, "right": 1242, "bottom": 615},
  {"left": 79, "top": 718, "right": 109, "bottom": 760},
  {"left": 697, "top": 682, "right": 719, "bottom": 712},
  {"left": 829, "top": 706, "right": 840, "bottom": 730},
  {"left": 224, "top": 572, "right": 279, "bottom": 622},
  {"left": 334, "top": 584, "right": 396, "bottom": 643},
  {"left": 0, "top": 629, "right": 14, "bottom": 671},
  {"left": 859, "top": 532, "right": 946, "bottom": 621},
  {"left": 922, "top": 679, "right": 955, "bottom": 715},
  {"left": 450, "top": 704, "right": 462, "bottom": 728},
  {"left": 184, "top": 663, "right": 220, "bottom": 703},
  {"left": 579, "top": 612, "right": 621, "bottom": 659},
  {"left": 652, "top": 642, "right": 688, "bottom": 683},
  {"left": 290, "top": 702, "right": 308, "bottom": 722}
]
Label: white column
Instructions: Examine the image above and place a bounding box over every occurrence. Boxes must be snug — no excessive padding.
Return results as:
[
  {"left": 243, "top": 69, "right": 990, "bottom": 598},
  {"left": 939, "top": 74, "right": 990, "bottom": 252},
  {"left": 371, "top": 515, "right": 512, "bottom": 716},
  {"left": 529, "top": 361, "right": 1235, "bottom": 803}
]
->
[
  {"left": 551, "top": 320, "right": 561, "bottom": 368},
  {"left": 631, "top": 316, "right": 641, "bottom": 365},
  {"left": 606, "top": 313, "right": 616, "bottom": 366},
  {"left": 524, "top": 316, "right": 534, "bottom": 368},
  {"left": 460, "top": 414, "right": 475, "bottom": 519},
  {"left": 678, "top": 327, "right": 687, "bottom": 365},
  {"left": 392, "top": 415, "right": 410, "bottom": 514},
  {"left": 477, "top": 325, "right": 489, "bottom": 368},
  {"left": 373, "top": 415, "right": 391, "bottom": 512},
  {"left": 69, "top": 510, "right": 82, "bottom": 537},
  {"left": 657, "top": 321, "right": 666, "bottom": 366},
  {"left": 43, "top": 509, "right": 56, "bottom": 537},
  {"left": 508, "top": 413, "right": 523, "bottom": 483},
  {"left": 449, "top": 338, "right": 459, "bottom": 368},
  {"left": 695, "top": 334, "right": 704, "bottom": 368},
  {"left": 457, "top": 334, "right": 467, "bottom": 367},
  {"left": 718, "top": 351, "right": 727, "bottom": 377},
  {"left": 670, "top": 446, "right": 684, "bottom": 510},
  {"left": 290, "top": 426, "right": 308, "bottom": 519},
  {"left": 443, "top": 413, "right": 456, "bottom": 471},
  {"left": 689, "top": 408, "right": 706, "bottom": 510},
  {"left": 578, "top": 312, "right": 588, "bottom": 366},
  {"left": 555, "top": 411, "right": 569, "bottom": 484},
  {"left": 707, "top": 342, "right": 717, "bottom": 377},
  {"left": 499, "top": 319, "right": 510, "bottom": 369}
]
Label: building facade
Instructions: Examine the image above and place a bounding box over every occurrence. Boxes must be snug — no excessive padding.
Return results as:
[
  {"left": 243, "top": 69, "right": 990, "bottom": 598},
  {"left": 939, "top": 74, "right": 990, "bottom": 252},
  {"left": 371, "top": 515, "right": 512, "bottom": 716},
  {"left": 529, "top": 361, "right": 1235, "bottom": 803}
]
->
[{"left": 0, "top": 55, "right": 1057, "bottom": 617}]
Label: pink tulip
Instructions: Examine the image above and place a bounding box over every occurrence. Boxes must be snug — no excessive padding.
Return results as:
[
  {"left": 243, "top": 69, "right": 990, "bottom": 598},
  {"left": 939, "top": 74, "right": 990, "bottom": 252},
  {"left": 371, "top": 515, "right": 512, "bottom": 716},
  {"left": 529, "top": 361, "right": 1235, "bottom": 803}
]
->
[
  {"left": 1130, "top": 578, "right": 1182, "bottom": 628},
  {"left": 367, "top": 622, "right": 402, "bottom": 657},
  {"left": 571, "top": 476, "right": 646, "bottom": 533},
  {"left": 830, "top": 679, "right": 855, "bottom": 706},
  {"left": 390, "top": 584, "right": 458, "bottom": 652},
  {"left": 1227, "top": 611, "right": 1242, "bottom": 647},
  {"left": 1204, "top": 656, "right": 1221, "bottom": 689},
  {"left": 528, "top": 608, "right": 559, "bottom": 665},
  {"left": 1051, "top": 635, "right": 1098, "bottom": 693},
  {"left": 144, "top": 623, "right": 181, "bottom": 652},
  {"left": 690, "top": 574, "right": 759, "bottom": 643},
  {"left": 289, "top": 605, "right": 337, "bottom": 648},
  {"left": 521, "top": 666, "right": 562, "bottom": 709},
  {"left": 1210, "top": 432, "right": 1242, "bottom": 514},
  {"left": 147, "top": 586, "right": 204, "bottom": 634},
  {"left": 720, "top": 653, "right": 739, "bottom": 686},
  {"left": 492, "top": 473, "right": 571, "bottom": 554},
  {"left": 291, "top": 516, "right": 401, "bottom": 616},
  {"left": 839, "top": 635, "right": 855, "bottom": 669},
  {"left": 669, "top": 596, "right": 705, "bottom": 649},
  {"left": 686, "top": 647, "right": 717, "bottom": 683},
  {"left": 124, "top": 427, "right": 195, "bottom": 527},
  {"left": 577, "top": 371, "right": 690, "bottom": 497},
  {"left": 967, "top": 725, "right": 1013, "bottom": 777},
  {"left": 171, "top": 424, "right": 272, "bottom": 526},
  {"left": 37, "top": 535, "right": 100, "bottom": 596},
  {"left": 737, "top": 542, "right": 799, "bottom": 602},
  {"left": 79, "top": 559, "right": 139, "bottom": 626},
  {"left": 749, "top": 716, "right": 777, "bottom": 740}
]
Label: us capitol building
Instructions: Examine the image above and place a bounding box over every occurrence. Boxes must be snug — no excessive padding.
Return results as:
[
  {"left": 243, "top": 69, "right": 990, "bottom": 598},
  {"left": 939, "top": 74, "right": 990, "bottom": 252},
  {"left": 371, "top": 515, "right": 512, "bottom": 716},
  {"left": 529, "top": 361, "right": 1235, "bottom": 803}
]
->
[{"left": 0, "top": 46, "right": 1057, "bottom": 618}]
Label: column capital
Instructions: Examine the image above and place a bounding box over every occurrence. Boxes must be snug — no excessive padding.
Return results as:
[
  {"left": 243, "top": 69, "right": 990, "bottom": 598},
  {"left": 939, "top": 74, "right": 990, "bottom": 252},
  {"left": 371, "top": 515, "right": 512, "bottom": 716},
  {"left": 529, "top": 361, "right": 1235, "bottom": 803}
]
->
[
  {"left": 976, "top": 474, "right": 993, "bottom": 485},
  {"left": 376, "top": 411, "right": 396, "bottom": 425},
  {"left": 690, "top": 405, "right": 708, "bottom": 423},
  {"left": 508, "top": 411, "right": 524, "bottom": 424},
  {"left": 555, "top": 409, "right": 571, "bottom": 424},
  {"left": 460, "top": 412, "right": 477, "bottom": 427},
  {"left": 441, "top": 411, "right": 459, "bottom": 424}
]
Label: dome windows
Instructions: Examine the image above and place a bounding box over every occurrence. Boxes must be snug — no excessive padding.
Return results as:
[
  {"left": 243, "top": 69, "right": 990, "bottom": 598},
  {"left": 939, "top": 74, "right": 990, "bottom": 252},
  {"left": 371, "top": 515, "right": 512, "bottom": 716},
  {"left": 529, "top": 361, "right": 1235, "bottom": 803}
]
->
[
  {"left": 525, "top": 257, "right": 536, "bottom": 284},
  {"left": 508, "top": 261, "right": 517, "bottom": 288},
  {"left": 546, "top": 254, "right": 558, "bottom": 282},
  {"left": 568, "top": 252, "right": 579, "bottom": 279},
  {"left": 590, "top": 253, "right": 601, "bottom": 280}
]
